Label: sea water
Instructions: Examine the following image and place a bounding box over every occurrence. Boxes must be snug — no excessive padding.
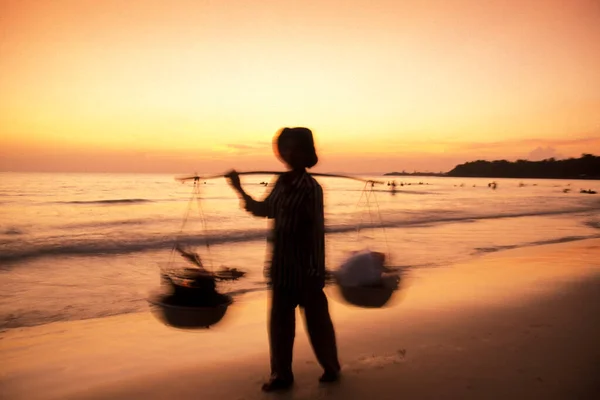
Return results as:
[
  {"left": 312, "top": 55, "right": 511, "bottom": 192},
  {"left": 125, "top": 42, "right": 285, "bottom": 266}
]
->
[{"left": 1, "top": 172, "right": 598, "bottom": 329}]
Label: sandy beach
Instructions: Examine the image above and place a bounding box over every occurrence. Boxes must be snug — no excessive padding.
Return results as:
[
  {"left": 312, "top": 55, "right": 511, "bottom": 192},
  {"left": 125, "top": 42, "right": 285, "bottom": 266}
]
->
[
  {"left": 3, "top": 0, "right": 600, "bottom": 398},
  {"left": 2, "top": 239, "right": 599, "bottom": 400}
]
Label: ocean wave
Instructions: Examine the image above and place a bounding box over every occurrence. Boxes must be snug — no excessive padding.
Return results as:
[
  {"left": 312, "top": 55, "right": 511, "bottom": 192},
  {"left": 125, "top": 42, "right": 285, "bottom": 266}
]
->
[
  {"left": 347, "top": 206, "right": 600, "bottom": 231},
  {"left": 340, "top": 188, "right": 437, "bottom": 195},
  {"left": 1, "top": 228, "right": 24, "bottom": 236},
  {"left": 0, "top": 230, "right": 270, "bottom": 265},
  {"left": 584, "top": 220, "right": 600, "bottom": 230},
  {"left": 1, "top": 206, "right": 598, "bottom": 265},
  {"left": 473, "top": 234, "right": 600, "bottom": 254},
  {"left": 58, "top": 218, "right": 155, "bottom": 230},
  {"left": 62, "top": 198, "right": 154, "bottom": 205}
]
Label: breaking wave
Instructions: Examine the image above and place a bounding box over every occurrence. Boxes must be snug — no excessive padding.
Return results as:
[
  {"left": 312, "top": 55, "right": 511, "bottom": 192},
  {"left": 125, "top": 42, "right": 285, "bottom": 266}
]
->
[
  {"left": 474, "top": 234, "right": 600, "bottom": 254},
  {"left": 1, "top": 228, "right": 24, "bottom": 236},
  {"left": 584, "top": 220, "right": 600, "bottom": 230},
  {"left": 62, "top": 198, "right": 154, "bottom": 205},
  {"left": 1, "top": 205, "right": 599, "bottom": 265}
]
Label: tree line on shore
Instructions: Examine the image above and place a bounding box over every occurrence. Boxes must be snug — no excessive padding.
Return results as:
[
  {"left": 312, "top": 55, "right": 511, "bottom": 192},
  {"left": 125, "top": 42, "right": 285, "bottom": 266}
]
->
[{"left": 446, "top": 154, "right": 599, "bottom": 179}]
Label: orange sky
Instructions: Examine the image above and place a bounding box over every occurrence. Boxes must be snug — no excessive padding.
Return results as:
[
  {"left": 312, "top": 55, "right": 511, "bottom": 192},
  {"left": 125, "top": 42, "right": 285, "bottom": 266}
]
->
[{"left": 1, "top": 0, "right": 599, "bottom": 173}]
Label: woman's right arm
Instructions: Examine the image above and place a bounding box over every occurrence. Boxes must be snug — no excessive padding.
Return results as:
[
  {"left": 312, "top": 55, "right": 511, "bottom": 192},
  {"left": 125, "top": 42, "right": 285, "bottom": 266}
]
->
[
  {"left": 226, "top": 170, "right": 277, "bottom": 218},
  {"left": 244, "top": 189, "right": 276, "bottom": 218}
]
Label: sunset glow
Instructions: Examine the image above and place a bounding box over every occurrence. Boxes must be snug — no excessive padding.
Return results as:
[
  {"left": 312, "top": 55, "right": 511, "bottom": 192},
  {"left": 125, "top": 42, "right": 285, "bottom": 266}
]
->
[{"left": 1, "top": 0, "right": 599, "bottom": 173}]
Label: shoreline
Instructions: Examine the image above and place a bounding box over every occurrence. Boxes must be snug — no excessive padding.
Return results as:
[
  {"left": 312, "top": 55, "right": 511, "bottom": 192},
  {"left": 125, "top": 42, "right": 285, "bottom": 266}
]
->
[
  {"left": 3, "top": 230, "right": 600, "bottom": 332},
  {"left": 1, "top": 239, "right": 599, "bottom": 399}
]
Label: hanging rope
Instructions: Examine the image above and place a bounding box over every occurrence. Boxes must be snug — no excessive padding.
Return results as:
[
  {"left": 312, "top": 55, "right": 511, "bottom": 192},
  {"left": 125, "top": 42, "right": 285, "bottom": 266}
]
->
[
  {"left": 354, "top": 182, "right": 392, "bottom": 264},
  {"left": 369, "top": 185, "right": 392, "bottom": 264},
  {"left": 166, "top": 179, "right": 199, "bottom": 272},
  {"left": 167, "top": 177, "right": 214, "bottom": 272},
  {"left": 193, "top": 179, "right": 213, "bottom": 271},
  {"left": 355, "top": 182, "right": 378, "bottom": 238}
]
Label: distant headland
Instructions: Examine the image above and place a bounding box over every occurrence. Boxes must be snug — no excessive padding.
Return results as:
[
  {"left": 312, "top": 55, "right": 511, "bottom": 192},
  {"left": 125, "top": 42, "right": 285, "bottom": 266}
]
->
[{"left": 385, "top": 154, "right": 600, "bottom": 180}]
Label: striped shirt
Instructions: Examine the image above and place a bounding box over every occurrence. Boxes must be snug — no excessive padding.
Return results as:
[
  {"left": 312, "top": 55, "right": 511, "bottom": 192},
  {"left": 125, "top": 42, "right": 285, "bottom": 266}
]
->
[{"left": 244, "top": 171, "right": 325, "bottom": 290}]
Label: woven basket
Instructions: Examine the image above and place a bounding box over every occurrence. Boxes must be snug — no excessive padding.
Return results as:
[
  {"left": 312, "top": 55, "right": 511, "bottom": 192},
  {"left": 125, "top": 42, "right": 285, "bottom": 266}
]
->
[
  {"left": 334, "top": 273, "right": 400, "bottom": 308},
  {"left": 148, "top": 292, "right": 233, "bottom": 329},
  {"left": 337, "top": 285, "right": 395, "bottom": 308}
]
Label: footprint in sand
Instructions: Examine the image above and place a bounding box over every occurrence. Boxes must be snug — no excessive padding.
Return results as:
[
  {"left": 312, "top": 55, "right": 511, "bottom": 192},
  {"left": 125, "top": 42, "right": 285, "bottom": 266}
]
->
[{"left": 345, "top": 349, "right": 407, "bottom": 373}]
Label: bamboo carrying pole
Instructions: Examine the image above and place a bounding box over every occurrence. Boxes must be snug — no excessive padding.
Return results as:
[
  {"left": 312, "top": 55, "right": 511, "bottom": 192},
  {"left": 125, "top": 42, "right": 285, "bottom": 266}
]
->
[{"left": 175, "top": 171, "right": 385, "bottom": 184}]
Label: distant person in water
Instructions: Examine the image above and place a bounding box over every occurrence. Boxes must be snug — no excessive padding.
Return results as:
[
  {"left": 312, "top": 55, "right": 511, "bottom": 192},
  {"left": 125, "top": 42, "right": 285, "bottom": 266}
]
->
[{"left": 226, "top": 127, "right": 341, "bottom": 392}]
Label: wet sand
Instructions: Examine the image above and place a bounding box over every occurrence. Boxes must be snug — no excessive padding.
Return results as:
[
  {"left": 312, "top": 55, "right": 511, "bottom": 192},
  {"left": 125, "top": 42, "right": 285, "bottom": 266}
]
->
[{"left": 1, "top": 239, "right": 599, "bottom": 400}]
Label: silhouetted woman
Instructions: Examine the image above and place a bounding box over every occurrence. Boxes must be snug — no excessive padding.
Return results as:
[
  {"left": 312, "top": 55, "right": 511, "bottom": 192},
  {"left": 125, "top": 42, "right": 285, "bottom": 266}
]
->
[{"left": 226, "top": 127, "right": 341, "bottom": 392}]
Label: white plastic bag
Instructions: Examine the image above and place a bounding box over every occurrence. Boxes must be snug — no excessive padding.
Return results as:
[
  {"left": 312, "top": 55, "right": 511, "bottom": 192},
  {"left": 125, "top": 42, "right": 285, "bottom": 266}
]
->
[{"left": 334, "top": 249, "right": 386, "bottom": 287}]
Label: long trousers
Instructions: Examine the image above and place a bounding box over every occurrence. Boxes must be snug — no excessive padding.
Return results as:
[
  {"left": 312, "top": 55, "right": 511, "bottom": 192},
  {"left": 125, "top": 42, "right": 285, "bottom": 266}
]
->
[{"left": 268, "top": 287, "right": 341, "bottom": 381}]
